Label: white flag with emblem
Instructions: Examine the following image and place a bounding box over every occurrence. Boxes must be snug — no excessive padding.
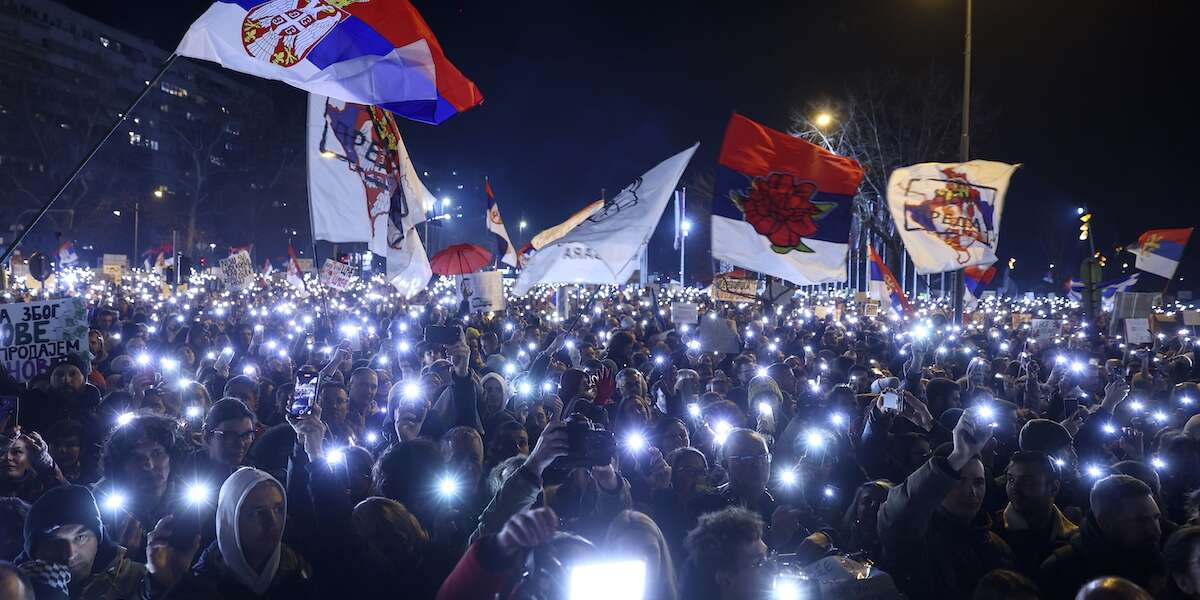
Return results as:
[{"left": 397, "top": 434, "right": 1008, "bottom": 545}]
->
[
  {"left": 513, "top": 144, "right": 698, "bottom": 295},
  {"left": 886, "top": 160, "right": 1019, "bottom": 274}
]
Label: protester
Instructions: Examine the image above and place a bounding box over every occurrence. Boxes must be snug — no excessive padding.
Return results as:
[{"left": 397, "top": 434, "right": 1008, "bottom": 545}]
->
[
  {"left": 877, "top": 409, "right": 1015, "bottom": 598},
  {"left": 0, "top": 267, "right": 1193, "bottom": 600},
  {"left": 167, "top": 467, "right": 312, "bottom": 599},
  {"left": 1041, "top": 474, "right": 1166, "bottom": 599}
]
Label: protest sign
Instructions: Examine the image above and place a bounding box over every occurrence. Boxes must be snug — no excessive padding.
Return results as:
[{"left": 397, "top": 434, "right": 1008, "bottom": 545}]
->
[
  {"left": 0, "top": 297, "right": 88, "bottom": 381},
  {"left": 319, "top": 259, "right": 355, "bottom": 291},
  {"left": 1124, "top": 318, "right": 1152, "bottom": 345},
  {"left": 219, "top": 251, "right": 254, "bottom": 291},
  {"left": 101, "top": 254, "right": 128, "bottom": 281},
  {"left": 1011, "top": 313, "right": 1033, "bottom": 331},
  {"left": 698, "top": 314, "right": 741, "bottom": 354},
  {"left": 670, "top": 302, "right": 698, "bottom": 324},
  {"left": 295, "top": 258, "right": 314, "bottom": 273},
  {"left": 1030, "top": 319, "right": 1062, "bottom": 344},
  {"left": 1183, "top": 310, "right": 1200, "bottom": 326},
  {"left": 711, "top": 276, "right": 758, "bottom": 303},
  {"left": 460, "top": 271, "right": 506, "bottom": 312}
]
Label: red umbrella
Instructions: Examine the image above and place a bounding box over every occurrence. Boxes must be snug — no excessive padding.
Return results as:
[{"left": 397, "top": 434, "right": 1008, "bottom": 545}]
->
[{"left": 430, "top": 243, "right": 493, "bottom": 275}]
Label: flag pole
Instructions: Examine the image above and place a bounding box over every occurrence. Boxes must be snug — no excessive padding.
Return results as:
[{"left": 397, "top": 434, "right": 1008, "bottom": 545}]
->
[
  {"left": 0, "top": 54, "right": 179, "bottom": 268},
  {"left": 953, "top": 0, "right": 973, "bottom": 325},
  {"left": 304, "top": 108, "right": 321, "bottom": 269}
]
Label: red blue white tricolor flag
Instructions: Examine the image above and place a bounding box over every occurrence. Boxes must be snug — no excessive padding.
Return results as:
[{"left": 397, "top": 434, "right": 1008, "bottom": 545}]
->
[
  {"left": 868, "top": 247, "right": 912, "bottom": 315},
  {"left": 485, "top": 179, "right": 518, "bottom": 268},
  {"left": 1130, "top": 227, "right": 1192, "bottom": 279},
  {"left": 177, "top": 0, "right": 483, "bottom": 125},
  {"left": 963, "top": 264, "right": 997, "bottom": 298},
  {"left": 711, "top": 114, "right": 865, "bottom": 285}
]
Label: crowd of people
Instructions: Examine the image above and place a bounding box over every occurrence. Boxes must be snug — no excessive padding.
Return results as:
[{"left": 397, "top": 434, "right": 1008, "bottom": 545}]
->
[{"left": 0, "top": 268, "right": 1198, "bottom": 600}]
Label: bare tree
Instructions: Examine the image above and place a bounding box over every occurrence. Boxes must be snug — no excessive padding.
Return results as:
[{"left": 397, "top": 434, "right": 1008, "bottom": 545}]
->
[
  {"left": 166, "top": 102, "right": 295, "bottom": 252},
  {"left": 788, "top": 66, "right": 982, "bottom": 273},
  {"left": 5, "top": 81, "right": 117, "bottom": 238}
]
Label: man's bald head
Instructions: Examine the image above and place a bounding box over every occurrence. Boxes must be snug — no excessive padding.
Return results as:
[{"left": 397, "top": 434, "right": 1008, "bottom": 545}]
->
[{"left": 1073, "top": 576, "right": 1153, "bottom": 600}]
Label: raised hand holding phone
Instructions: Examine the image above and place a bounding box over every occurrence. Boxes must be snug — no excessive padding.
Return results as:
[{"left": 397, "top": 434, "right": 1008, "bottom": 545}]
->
[{"left": 949, "top": 409, "right": 994, "bottom": 471}]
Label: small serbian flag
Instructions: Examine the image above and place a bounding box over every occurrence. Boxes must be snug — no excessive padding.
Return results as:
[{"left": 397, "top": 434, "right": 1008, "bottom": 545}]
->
[
  {"left": 177, "top": 0, "right": 483, "bottom": 125},
  {"left": 1131, "top": 227, "right": 1192, "bottom": 279},
  {"left": 868, "top": 247, "right": 912, "bottom": 315},
  {"left": 711, "top": 113, "right": 864, "bottom": 285},
  {"left": 58, "top": 241, "right": 79, "bottom": 266},
  {"left": 963, "top": 264, "right": 997, "bottom": 298},
  {"left": 485, "top": 178, "right": 517, "bottom": 267}
]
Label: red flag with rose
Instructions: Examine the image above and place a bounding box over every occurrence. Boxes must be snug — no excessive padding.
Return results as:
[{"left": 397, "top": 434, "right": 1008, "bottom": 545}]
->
[{"left": 710, "top": 114, "right": 865, "bottom": 284}]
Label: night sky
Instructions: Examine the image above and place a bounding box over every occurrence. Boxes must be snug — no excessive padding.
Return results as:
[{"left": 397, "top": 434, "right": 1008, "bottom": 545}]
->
[{"left": 62, "top": 0, "right": 1200, "bottom": 288}]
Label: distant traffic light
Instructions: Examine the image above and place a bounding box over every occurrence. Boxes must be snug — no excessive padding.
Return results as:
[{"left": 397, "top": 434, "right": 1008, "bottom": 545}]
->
[{"left": 1078, "top": 212, "right": 1092, "bottom": 241}]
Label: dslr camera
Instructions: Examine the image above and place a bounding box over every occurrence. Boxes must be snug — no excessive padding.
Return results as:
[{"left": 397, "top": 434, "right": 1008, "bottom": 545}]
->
[{"left": 551, "top": 415, "right": 615, "bottom": 470}]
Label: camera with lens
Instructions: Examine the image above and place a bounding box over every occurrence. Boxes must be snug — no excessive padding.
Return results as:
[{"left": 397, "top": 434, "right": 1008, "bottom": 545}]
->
[
  {"left": 762, "top": 553, "right": 898, "bottom": 599},
  {"left": 551, "top": 415, "right": 615, "bottom": 470}
]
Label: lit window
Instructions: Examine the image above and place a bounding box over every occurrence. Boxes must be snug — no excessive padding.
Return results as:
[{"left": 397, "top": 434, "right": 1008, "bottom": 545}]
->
[{"left": 160, "top": 82, "right": 188, "bottom": 98}]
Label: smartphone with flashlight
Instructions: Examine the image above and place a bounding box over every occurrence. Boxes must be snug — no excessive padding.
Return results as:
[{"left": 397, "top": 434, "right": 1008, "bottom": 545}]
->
[
  {"left": 1062, "top": 394, "right": 1080, "bottom": 420},
  {"left": 289, "top": 372, "right": 318, "bottom": 417},
  {"left": 567, "top": 560, "right": 646, "bottom": 600},
  {"left": 881, "top": 391, "right": 902, "bottom": 412}
]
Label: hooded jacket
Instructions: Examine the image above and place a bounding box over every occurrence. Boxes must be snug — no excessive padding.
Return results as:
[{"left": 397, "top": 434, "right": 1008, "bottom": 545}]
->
[
  {"left": 17, "top": 485, "right": 147, "bottom": 600},
  {"left": 165, "top": 468, "right": 313, "bottom": 600}
]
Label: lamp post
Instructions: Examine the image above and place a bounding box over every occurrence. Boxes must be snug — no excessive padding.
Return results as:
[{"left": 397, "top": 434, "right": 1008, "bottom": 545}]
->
[
  {"left": 133, "top": 202, "right": 140, "bottom": 260},
  {"left": 952, "top": 0, "right": 974, "bottom": 326},
  {"left": 681, "top": 219, "right": 691, "bottom": 286}
]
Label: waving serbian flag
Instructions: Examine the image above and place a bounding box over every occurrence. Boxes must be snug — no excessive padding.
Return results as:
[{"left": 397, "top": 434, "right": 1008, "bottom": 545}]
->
[
  {"left": 1129, "top": 227, "right": 1192, "bottom": 279},
  {"left": 868, "top": 247, "right": 912, "bottom": 315},
  {"left": 711, "top": 114, "right": 864, "bottom": 285},
  {"left": 485, "top": 178, "right": 518, "bottom": 267},
  {"left": 1067, "top": 272, "right": 1140, "bottom": 302},
  {"left": 887, "top": 161, "right": 1019, "bottom": 274},
  {"left": 176, "top": 0, "right": 483, "bottom": 125},
  {"left": 963, "top": 263, "right": 997, "bottom": 298},
  {"left": 285, "top": 241, "right": 308, "bottom": 289},
  {"left": 57, "top": 241, "right": 79, "bottom": 266}
]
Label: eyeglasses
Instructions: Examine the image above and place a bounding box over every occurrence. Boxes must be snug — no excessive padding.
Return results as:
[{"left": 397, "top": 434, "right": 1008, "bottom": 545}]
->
[{"left": 211, "top": 430, "right": 255, "bottom": 444}]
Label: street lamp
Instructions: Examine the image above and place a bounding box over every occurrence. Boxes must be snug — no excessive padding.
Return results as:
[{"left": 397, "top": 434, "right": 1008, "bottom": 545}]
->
[
  {"left": 814, "top": 112, "right": 834, "bottom": 128},
  {"left": 153, "top": 189, "right": 163, "bottom": 199},
  {"left": 441, "top": 197, "right": 452, "bottom": 208}
]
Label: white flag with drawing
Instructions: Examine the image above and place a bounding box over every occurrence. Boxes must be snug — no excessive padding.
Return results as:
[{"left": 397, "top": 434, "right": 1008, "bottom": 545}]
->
[
  {"left": 887, "top": 160, "right": 1019, "bottom": 274},
  {"left": 513, "top": 144, "right": 698, "bottom": 295}
]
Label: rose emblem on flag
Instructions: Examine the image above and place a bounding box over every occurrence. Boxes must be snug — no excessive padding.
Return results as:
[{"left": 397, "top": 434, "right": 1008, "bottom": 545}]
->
[
  {"left": 735, "top": 172, "right": 835, "bottom": 254},
  {"left": 242, "top": 0, "right": 354, "bottom": 67}
]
